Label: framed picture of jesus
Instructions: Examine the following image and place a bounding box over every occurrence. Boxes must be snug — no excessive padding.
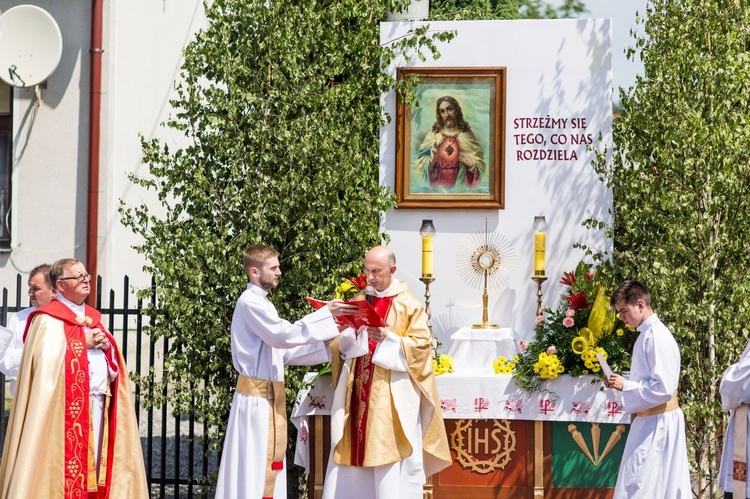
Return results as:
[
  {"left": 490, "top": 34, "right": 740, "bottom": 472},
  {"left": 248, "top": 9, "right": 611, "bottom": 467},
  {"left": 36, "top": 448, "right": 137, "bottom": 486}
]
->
[{"left": 395, "top": 66, "right": 506, "bottom": 209}]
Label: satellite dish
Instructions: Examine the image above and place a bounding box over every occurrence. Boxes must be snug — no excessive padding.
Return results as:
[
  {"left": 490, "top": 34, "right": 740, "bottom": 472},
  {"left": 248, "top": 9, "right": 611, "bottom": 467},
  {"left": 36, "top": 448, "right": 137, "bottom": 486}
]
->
[{"left": 0, "top": 5, "right": 62, "bottom": 87}]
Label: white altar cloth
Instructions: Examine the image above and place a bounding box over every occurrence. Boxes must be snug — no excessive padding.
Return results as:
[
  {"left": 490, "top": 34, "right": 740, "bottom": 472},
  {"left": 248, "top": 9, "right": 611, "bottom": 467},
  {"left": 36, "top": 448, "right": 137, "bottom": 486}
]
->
[
  {"left": 445, "top": 327, "right": 518, "bottom": 374},
  {"left": 291, "top": 371, "right": 628, "bottom": 471}
]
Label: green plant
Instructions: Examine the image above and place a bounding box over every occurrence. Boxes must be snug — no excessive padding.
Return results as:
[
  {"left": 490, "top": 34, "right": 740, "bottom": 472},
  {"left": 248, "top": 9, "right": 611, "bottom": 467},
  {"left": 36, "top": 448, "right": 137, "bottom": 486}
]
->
[
  {"left": 588, "top": 1, "right": 750, "bottom": 495},
  {"left": 120, "top": 0, "right": 453, "bottom": 451},
  {"left": 513, "top": 261, "right": 635, "bottom": 393},
  {"left": 429, "top": 0, "right": 586, "bottom": 20}
]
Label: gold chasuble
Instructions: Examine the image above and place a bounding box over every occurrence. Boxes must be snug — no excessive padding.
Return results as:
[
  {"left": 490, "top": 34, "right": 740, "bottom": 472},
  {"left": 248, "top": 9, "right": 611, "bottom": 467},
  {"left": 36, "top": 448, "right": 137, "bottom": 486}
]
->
[
  {"left": 330, "top": 281, "right": 451, "bottom": 476},
  {"left": 0, "top": 300, "right": 148, "bottom": 499}
]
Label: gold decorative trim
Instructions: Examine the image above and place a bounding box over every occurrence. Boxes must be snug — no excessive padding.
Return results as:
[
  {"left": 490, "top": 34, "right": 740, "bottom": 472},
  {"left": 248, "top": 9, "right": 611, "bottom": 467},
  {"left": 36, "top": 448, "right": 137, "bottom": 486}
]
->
[{"left": 534, "top": 420, "right": 544, "bottom": 498}]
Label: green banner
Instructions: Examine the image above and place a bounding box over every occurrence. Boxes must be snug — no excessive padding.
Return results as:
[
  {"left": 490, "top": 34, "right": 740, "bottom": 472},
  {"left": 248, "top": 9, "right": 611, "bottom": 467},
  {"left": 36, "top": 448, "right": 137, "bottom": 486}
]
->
[{"left": 551, "top": 421, "right": 628, "bottom": 488}]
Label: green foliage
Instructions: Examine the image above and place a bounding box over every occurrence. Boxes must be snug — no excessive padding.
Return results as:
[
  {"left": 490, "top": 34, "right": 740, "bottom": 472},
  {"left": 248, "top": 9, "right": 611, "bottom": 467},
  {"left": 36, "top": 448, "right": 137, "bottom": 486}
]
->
[
  {"left": 429, "top": 0, "right": 586, "bottom": 20},
  {"left": 120, "top": 0, "right": 453, "bottom": 445},
  {"left": 514, "top": 261, "right": 634, "bottom": 392},
  {"left": 591, "top": 0, "right": 750, "bottom": 495}
]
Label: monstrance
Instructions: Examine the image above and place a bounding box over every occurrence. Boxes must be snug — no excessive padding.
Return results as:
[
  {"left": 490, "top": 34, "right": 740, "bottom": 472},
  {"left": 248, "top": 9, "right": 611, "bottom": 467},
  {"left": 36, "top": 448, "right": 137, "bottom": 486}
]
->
[{"left": 457, "top": 222, "right": 517, "bottom": 329}]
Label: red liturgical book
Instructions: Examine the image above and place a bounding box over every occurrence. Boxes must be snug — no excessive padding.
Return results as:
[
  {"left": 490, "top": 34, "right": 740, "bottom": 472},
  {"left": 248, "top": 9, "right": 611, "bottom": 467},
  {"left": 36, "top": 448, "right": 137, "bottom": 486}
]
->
[{"left": 305, "top": 297, "right": 388, "bottom": 329}]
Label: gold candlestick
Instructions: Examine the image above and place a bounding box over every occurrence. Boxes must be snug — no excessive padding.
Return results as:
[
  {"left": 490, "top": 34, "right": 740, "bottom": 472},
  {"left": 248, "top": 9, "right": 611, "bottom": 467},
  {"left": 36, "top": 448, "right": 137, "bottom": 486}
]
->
[
  {"left": 420, "top": 276, "right": 435, "bottom": 333},
  {"left": 531, "top": 276, "right": 547, "bottom": 317}
]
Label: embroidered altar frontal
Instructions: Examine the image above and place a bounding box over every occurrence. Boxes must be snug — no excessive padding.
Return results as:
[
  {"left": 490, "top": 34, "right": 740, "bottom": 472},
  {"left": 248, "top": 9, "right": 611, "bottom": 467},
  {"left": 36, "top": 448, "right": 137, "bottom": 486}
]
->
[{"left": 293, "top": 373, "right": 629, "bottom": 498}]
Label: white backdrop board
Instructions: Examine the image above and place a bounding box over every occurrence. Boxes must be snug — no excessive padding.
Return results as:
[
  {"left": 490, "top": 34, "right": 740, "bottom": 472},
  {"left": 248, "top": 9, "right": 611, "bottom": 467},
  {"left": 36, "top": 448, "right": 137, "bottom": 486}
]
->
[{"left": 379, "top": 19, "right": 613, "bottom": 347}]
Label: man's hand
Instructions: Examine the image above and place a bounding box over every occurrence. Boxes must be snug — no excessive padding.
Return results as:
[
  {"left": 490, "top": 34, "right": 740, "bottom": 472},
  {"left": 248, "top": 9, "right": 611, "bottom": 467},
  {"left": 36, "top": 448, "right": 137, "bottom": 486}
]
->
[
  {"left": 604, "top": 373, "right": 625, "bottom": 391},
  {"left": 327, "top": 299, "right": 358, "bottom": 318},
  {"left": 85, "top": 328, "right": 110, "bottom": 351},
  {"left": 366, "top": 327, "right": 387, "bottom": 343}
]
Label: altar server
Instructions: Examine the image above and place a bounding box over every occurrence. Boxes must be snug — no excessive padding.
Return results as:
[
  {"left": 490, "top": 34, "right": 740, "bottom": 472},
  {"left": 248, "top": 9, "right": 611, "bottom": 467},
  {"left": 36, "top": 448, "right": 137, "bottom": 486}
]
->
[
  {"left": 322, "top": 245, "right": 451, "bottom": 499},
  {"left": 215, "top": 244, "right": 355, "bottom": 499},
  {"left": 0, "top": 263, "right": 56, "bottom": 395},
  {"left": 718, "top": 338, "right": 750, "bottom": 499},
  {"left": 604, "top": 280, "right": 691, "bottom": 498}
]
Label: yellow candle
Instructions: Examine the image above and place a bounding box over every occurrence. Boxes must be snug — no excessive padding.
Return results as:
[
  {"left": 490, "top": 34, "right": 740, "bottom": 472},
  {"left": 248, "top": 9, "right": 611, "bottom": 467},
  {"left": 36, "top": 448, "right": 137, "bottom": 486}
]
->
[
  {"left": 534, "top": 231, "right": 546, "bottom": 276},
  {"left": 422, "top": 235, "right": 434, "bottom": 277}
]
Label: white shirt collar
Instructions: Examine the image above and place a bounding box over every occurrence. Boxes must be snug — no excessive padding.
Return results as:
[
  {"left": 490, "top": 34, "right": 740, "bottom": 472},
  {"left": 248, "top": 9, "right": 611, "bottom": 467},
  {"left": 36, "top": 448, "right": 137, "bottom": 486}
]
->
[
  {"left": 637, "top": 313, "right": 659, "bottom": 332},
  {"left": 56, "top": 294, "right": 86, "bottom": 317},
  {"left": 247, "top": 282, "right": 269, "bottom": 298},
  {"left": 375, "top": 278, "right": 399, "bottom": 297}
]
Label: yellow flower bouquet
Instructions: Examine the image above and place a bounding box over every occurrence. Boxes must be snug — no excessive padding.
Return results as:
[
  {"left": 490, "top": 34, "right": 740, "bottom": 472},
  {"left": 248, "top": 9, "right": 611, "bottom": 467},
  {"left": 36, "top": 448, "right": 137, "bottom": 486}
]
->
[
  {"left": 493, "top": 355, "right": 519, "bottom": 374},
  {"left": 513, "top": 262, "right": 636, "bottom": 392},
  {"left": 433, "top": 353, "right": 454, "bottom": 375}
]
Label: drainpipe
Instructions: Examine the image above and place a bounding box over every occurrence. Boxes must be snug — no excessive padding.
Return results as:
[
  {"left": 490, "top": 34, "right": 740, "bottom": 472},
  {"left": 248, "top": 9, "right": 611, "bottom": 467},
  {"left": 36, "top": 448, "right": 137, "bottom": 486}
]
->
[{"left": 86, "top": 0, "right": 103, "bottom": 305}]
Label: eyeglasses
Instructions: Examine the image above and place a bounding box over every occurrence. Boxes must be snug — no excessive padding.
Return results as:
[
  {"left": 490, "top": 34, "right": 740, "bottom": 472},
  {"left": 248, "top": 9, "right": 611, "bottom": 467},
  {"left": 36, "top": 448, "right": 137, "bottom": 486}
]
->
[{"left": 58, "top": 274, "right": 92, "bottom": 283}]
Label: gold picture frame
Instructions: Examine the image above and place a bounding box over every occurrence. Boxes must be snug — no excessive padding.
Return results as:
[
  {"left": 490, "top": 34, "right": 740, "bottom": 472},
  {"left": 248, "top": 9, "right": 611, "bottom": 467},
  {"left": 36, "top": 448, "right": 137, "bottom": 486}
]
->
[{"left": 395, "top": 67, "right": 506, "bottom": 209}]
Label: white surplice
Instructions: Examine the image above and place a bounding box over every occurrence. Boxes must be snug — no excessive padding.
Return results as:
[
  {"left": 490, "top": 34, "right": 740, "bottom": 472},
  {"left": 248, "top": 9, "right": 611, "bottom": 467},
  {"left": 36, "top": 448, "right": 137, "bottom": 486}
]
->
[
  {"left": 0, "top": 307, "right": 33, "bottom": 394},
  {"left": 215, "top": 283, "right": 339, "bottom": 499},
  {"left": 719, "top": 339, "right": 750, "bottom": 498},
  {"left": 614, "top": 314, "right": 692, "bottom": 498}
]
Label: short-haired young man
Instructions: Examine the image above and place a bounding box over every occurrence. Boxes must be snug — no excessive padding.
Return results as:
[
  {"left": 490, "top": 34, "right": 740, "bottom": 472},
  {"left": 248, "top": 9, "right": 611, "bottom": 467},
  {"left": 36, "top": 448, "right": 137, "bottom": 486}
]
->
[
  {"left": 215, "top": 244, "right": 356, "bottom": 499},
  {"left": 604, "top": 280, "right": 691, "bottom": 498}
]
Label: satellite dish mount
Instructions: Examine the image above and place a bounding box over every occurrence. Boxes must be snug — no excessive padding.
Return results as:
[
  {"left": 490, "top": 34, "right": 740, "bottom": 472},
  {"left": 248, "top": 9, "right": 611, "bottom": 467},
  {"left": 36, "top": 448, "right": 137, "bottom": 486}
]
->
[{"left": 0, "top": 5, "right": 63, "bottom": 104}]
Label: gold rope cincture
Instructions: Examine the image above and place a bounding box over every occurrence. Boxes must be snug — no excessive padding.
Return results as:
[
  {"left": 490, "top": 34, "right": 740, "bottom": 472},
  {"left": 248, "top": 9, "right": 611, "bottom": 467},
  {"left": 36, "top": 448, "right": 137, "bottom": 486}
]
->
[
  {"left": 98, "top": 394, "right": 111, "bottom": 488},
  {"left": 86, "top": 394, "right": 111, "bottom": 491},
  {"left": 236, "top": 376, "right": 286, "bottom": 499},
  {"left": 733, "top": 404, "right": 748, "bottom": 495}
]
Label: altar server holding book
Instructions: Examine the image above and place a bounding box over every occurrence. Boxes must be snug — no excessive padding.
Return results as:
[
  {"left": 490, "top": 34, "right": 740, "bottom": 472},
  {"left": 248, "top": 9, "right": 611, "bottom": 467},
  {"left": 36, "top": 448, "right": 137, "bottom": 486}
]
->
[
  {"left": 603, "top": 280, "right": 691, "bottom": 498},
  {"left": 215, "top": 244, "right": 356, "bottom": 499}
]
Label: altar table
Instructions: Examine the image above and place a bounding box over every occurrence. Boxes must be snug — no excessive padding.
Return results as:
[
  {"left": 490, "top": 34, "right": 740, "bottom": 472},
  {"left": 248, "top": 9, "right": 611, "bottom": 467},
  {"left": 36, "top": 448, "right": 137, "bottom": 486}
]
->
[{"left": 292, "top": 372, "right": 629, "bottom": 499}]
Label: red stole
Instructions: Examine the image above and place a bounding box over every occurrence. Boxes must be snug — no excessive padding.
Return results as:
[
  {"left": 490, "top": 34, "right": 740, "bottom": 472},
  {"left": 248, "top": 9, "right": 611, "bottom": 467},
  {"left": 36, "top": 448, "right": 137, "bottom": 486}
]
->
[
  {"left": 26, "top": 300, "right": 120, "bottom": 499},
  {"left": 350, "top": 295, "right": 394, "bottom": 466}
]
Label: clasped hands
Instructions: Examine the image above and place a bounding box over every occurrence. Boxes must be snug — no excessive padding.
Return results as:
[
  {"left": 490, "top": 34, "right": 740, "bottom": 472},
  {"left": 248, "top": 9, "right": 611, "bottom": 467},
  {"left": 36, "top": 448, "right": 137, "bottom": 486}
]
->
[{"left": 85, "top": 328, "right": 110, "bottom": 352}]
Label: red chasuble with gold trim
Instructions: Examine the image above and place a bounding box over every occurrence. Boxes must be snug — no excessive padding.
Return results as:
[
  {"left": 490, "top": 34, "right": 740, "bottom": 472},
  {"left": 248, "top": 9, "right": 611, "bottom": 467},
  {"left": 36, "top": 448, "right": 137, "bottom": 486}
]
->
[
  {"left": 27, "top": 300, "right": 120, "bottom": 498},
  {"left": 0, "top": 300, "right": 149, "bottom": 499}
]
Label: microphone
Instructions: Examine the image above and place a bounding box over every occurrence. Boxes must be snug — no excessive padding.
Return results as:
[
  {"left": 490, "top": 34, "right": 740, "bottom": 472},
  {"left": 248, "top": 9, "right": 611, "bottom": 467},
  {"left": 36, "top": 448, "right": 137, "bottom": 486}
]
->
[{"left": 364, "top": 285, "right": 376, "bottom": 305}]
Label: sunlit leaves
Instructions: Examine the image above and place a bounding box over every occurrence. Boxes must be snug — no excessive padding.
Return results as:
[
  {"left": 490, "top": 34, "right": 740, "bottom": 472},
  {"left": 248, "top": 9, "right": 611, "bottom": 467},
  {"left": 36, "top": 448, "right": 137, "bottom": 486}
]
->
[
  {"left": 120, "top": 0, "right": 457, "bottom": 456},
  {"left": 590, "top": 0, "right": 750, "bottom": 494}
]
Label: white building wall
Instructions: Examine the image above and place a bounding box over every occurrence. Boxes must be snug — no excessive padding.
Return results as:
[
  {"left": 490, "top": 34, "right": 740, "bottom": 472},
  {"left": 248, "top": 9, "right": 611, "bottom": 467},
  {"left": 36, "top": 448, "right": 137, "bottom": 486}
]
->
[
  {"left": 381, "top": 20, "right": 613, "bottom": 345},
  {"left": 0, "top": 0, "right": 205, "bottom": 296},
  {"left": 2, "top": 0, "right": 90, "bottom": 278},
  {"left": 102, "top": 0, "right": 205, "bottom": 290}
]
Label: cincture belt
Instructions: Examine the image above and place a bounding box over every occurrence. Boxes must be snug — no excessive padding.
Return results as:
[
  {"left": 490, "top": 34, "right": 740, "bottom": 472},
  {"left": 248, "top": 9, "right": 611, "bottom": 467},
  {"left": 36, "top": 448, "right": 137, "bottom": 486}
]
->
[
  {"left": 634, "top": 392, "right": 679, "bottom": 418},
  {"left": 236, "top": 375, "right": 286, "bottom": 499}
]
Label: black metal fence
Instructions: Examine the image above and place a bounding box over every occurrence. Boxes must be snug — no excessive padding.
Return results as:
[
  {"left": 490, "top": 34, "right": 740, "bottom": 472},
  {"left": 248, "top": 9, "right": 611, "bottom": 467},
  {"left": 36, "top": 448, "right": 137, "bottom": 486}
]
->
[{"left": 0, "top": 274, "right": 220, "bottom": 498}]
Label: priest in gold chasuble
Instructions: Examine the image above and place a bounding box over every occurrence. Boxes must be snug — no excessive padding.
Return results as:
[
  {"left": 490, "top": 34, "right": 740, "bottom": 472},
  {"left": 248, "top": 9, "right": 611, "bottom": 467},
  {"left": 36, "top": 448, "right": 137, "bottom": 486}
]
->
[{"left": 323, "top": 246, "right": 451, "bottom": 499}]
